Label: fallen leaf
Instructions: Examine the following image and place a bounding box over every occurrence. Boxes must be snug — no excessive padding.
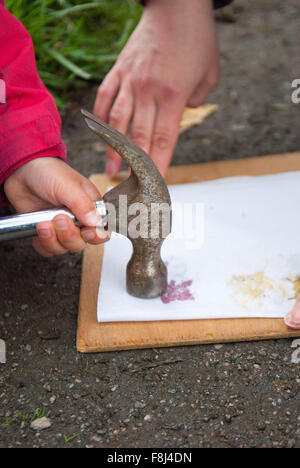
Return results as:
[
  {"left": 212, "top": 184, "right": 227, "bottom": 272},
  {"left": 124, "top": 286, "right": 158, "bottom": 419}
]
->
[{"left": 180, "top": 104, "right": 219, "bottom": 133}]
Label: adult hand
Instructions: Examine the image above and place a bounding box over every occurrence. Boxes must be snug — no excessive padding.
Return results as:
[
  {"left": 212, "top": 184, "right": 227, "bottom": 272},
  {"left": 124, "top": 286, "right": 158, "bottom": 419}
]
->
[
  {"left": 4, "top": 158, "right": 109, "bottom": 257},
  {"left": 94, "top": 0, "right": 220, "bottom": 177},
  {"left": 285, "top": 296, "right": 300, "bottom": 329}
]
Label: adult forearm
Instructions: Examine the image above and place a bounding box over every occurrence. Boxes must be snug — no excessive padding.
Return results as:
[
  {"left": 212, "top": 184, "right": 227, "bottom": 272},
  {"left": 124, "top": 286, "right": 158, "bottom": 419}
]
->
[
  {"left": 140, "top": 0, "right": 233, "bottom": 10},
  {"left": 139, "top": 0, "right": 215, "bottom": 52}
]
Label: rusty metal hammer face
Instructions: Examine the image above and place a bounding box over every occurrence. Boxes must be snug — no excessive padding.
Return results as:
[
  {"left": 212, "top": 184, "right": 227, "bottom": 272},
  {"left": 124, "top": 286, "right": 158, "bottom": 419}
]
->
[{"left": 82, "top": 110, "right": 172, "bottom": 299}]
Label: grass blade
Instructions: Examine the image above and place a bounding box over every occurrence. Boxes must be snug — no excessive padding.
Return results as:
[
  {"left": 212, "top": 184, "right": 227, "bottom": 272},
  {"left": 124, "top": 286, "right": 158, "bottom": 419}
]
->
[{"left": 44, "top": 46, "right": 92, "bottom": 80}]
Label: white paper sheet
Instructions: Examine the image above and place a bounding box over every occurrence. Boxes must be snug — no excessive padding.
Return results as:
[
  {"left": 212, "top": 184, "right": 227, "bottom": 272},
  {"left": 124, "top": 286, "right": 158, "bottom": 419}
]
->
[{"left": 98, "top": 171, "right": 300, "bottom": 322}]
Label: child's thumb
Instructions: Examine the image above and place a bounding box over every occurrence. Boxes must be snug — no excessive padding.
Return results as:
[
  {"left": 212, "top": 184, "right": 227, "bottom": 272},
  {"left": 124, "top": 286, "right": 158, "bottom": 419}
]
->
[{"left": 57, "top": 177, "right": 103, "bottom": 227}]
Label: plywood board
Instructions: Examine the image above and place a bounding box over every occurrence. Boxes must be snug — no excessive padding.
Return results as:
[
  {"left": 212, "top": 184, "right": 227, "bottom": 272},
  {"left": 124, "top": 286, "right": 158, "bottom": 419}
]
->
[{"left": 77, "top": 152, "right": 300, "bottom": 353}]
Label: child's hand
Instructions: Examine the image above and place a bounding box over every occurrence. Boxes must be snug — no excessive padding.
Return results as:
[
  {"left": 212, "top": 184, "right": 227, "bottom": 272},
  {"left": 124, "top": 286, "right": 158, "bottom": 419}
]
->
[{"left": 4, "top": 158, "right": 109, "bottom": 257}]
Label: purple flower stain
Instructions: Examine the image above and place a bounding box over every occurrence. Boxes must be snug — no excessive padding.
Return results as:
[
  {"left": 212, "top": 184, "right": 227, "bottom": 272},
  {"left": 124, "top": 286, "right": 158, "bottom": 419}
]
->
[{"left": 161, "top": 280, "right": 195, "bottom": 304}]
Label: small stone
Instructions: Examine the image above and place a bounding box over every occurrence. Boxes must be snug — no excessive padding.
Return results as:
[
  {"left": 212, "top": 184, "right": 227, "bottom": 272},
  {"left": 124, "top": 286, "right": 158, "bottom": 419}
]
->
[
  {"left": 257, "top": 422, "right": 266, "bottom": 432},
  {"left": 224, "top": 414, "right": 232, "bottom": 424},
  {"left": 134, "top": 402, "right": 146, "bottom": 409},
  {"left": 287, "top": 440, "right": 295, "bottom": 449},
  {"left": 144, "top": 414, "right": 151, "bottom": 422},
  {"left": 30, "top": 417, "right": 52, "bottom": 431},
  {"left": 214, "top": 344, "right": 223, "bottom": 350}
]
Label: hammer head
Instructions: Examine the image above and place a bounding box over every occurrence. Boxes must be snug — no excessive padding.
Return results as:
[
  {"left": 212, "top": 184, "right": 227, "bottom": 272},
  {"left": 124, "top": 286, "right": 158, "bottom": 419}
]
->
[{"left": 82, "top": 110, "right": 172, "bottom": 299}]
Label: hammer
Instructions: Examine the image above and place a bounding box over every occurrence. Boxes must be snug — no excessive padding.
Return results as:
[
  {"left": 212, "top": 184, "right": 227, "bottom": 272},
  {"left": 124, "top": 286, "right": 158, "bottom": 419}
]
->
[{"left": 0, "top": 111, "right": 172, "bottom": 299}]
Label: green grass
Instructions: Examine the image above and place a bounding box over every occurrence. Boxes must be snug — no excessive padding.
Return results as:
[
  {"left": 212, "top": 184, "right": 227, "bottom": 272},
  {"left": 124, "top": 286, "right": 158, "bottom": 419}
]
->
[
  {"left": 64, "top": 433, "right": 79, "bottom": 444},
  {"left": 31, "top": 406, "right": 51, "bottom": 421},
  {"left": 6, "top": 0, "right": 142, "bottom": 108},
  {"left": 4, "top": 406, "right": 50, "bottom": 426},
  {"left": 85, "top": 357, "right": 89, "bottom": 371}
]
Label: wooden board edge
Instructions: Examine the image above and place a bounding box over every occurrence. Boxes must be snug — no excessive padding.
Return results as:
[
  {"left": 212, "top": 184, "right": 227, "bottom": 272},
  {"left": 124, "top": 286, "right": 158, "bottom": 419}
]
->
[
  {"left": 77, "top": 242, "right": 104, "bottom": 353},
  {"left": 77, "top": 153, "right": 300, "bottom": 353},
  {"left": 77, "top": 329, "right": 300, "bottom": 353},
  {"left": 77, "top": 316, "right": 300, "bottom": 353}
]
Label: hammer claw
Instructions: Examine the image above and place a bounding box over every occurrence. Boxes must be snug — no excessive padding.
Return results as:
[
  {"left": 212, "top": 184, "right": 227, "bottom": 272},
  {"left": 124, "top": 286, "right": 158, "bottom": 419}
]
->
[
  {"left": 82, "top": 109, "right": 144, "bottom": 158},
  {"left": 83, "top": 109, "right": 172, "bottom": 299}
]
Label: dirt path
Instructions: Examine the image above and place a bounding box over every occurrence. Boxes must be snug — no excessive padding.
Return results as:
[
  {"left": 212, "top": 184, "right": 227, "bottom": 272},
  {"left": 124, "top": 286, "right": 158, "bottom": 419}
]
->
[{"left": 0, "top": 0, "right": 299, "bottom": 448}]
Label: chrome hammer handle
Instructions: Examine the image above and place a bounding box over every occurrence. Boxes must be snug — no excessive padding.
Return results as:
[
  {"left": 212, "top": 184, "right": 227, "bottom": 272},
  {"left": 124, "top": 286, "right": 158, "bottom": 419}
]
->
[{"left": 0, "top": 200, "right": 107, "bottom": 242}]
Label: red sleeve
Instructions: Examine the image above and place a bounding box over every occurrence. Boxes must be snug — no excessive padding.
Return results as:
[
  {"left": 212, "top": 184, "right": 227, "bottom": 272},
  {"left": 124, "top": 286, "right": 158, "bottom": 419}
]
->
[{"left": 0, "top": 5, "right": 67, "bottom": 206}]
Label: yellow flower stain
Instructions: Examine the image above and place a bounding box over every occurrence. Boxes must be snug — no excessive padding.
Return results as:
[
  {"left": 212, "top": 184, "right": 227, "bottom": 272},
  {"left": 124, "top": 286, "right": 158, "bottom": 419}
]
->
[
  {"left": 292, "top": 278, "right": 300, "bottom": 298},
  {"left": 228, "top": 271, "right": 286, "bottom": 309}
]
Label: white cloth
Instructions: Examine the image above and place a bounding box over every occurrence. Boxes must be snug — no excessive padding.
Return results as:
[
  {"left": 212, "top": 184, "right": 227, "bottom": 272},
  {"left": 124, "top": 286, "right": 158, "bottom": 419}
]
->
[{"left": 98, "top": 171, "right": 300, "bottom": 322}]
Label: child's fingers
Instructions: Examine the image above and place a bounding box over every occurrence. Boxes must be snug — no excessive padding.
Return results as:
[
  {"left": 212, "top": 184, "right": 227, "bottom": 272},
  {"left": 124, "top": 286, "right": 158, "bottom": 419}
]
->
[
  {"left": 36, "top": 222, "right": 68, "bottom": 255},
  {"left": 33, "top": 216, "right": 109, "bottom": 258},
  {"left": 32, "top": 237, "right": 54, "bottom": 258},
  {"left": 53, "top": 215, "right": 86, "bottom": 253},
  {"left": 36, "top": 221, "right": 69, "bottom": 256},
  {"left": 54, "top": 169, "right": 103, "bottom": 229},
  {"left": 81, "top": 226, "right": 111, "bottom": 245}
]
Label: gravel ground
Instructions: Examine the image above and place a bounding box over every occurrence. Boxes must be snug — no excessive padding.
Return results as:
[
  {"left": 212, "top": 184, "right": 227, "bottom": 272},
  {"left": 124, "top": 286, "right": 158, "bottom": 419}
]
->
[{"left": 0, "top": 0, "right": 299, "bottom": 448}]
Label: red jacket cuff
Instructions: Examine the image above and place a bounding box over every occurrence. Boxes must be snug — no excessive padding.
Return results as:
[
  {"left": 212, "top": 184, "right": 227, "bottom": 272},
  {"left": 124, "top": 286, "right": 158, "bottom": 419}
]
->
[
  {"left": 0, "top": 114, "right": 67, "bottom": 186},
  {"left": 0, "top": 141, "right": 67, "bottom": 207}
]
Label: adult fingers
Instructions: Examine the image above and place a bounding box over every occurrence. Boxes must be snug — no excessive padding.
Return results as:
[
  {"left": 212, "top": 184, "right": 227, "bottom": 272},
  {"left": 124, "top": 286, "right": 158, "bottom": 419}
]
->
[
  {"left": 187, "top": 69, "right": 220, "bottom": 108},
  {"left": 106, "top": 82, "right": 134, "bottom": 176},
  {"left": 285, "top": 296, "right": 300, "bottom": 329},
  {"left": 130, "top": 98, "right": 156, "bottom": 156},
  {"left": 94, "top": 71, "right": 120, "bottom": 123},
  {"left": 150, "top": 101, "right": 185, "bottom": 177}
]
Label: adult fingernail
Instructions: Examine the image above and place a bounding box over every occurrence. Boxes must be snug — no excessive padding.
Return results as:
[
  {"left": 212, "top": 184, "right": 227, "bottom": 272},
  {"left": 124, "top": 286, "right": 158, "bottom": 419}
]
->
[
  {"left": 54, "top": 217, "right": 68, "bottom": 231},
  {"left": 82, "top": 230, "right": 95, "bottom": 242},
  {"left": 285, "top": 312, "right": 297, "bottom": 327},
  {"left": 37, "top": 228, "right": 51, "bottom": 239},
  {"left": 84, "top": 209, "right": 102, "bottom": 227},
  {"left": 285, "top": 311, "right": 300, "bottom": 326},
  {"left": 106, "top": 159, "right": 117, "bottom": 176},
  {"left": 285, "top": 312, "right": 292, "bottom": 326}
]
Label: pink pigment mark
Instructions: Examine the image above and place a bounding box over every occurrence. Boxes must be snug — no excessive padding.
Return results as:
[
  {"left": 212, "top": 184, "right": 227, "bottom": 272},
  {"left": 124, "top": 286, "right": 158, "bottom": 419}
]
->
[
  {"left": 0, "top": 79, "right": 6, "bottom": 104},
  {"left": 161, "top": 280, "right": 195, "bottom": 304}
]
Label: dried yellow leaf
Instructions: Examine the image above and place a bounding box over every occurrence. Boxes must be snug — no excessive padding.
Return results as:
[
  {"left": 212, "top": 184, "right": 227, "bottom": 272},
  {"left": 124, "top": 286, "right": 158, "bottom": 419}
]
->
[{"left": 180, "top": 104, "right": 219, "bottom": 133}]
